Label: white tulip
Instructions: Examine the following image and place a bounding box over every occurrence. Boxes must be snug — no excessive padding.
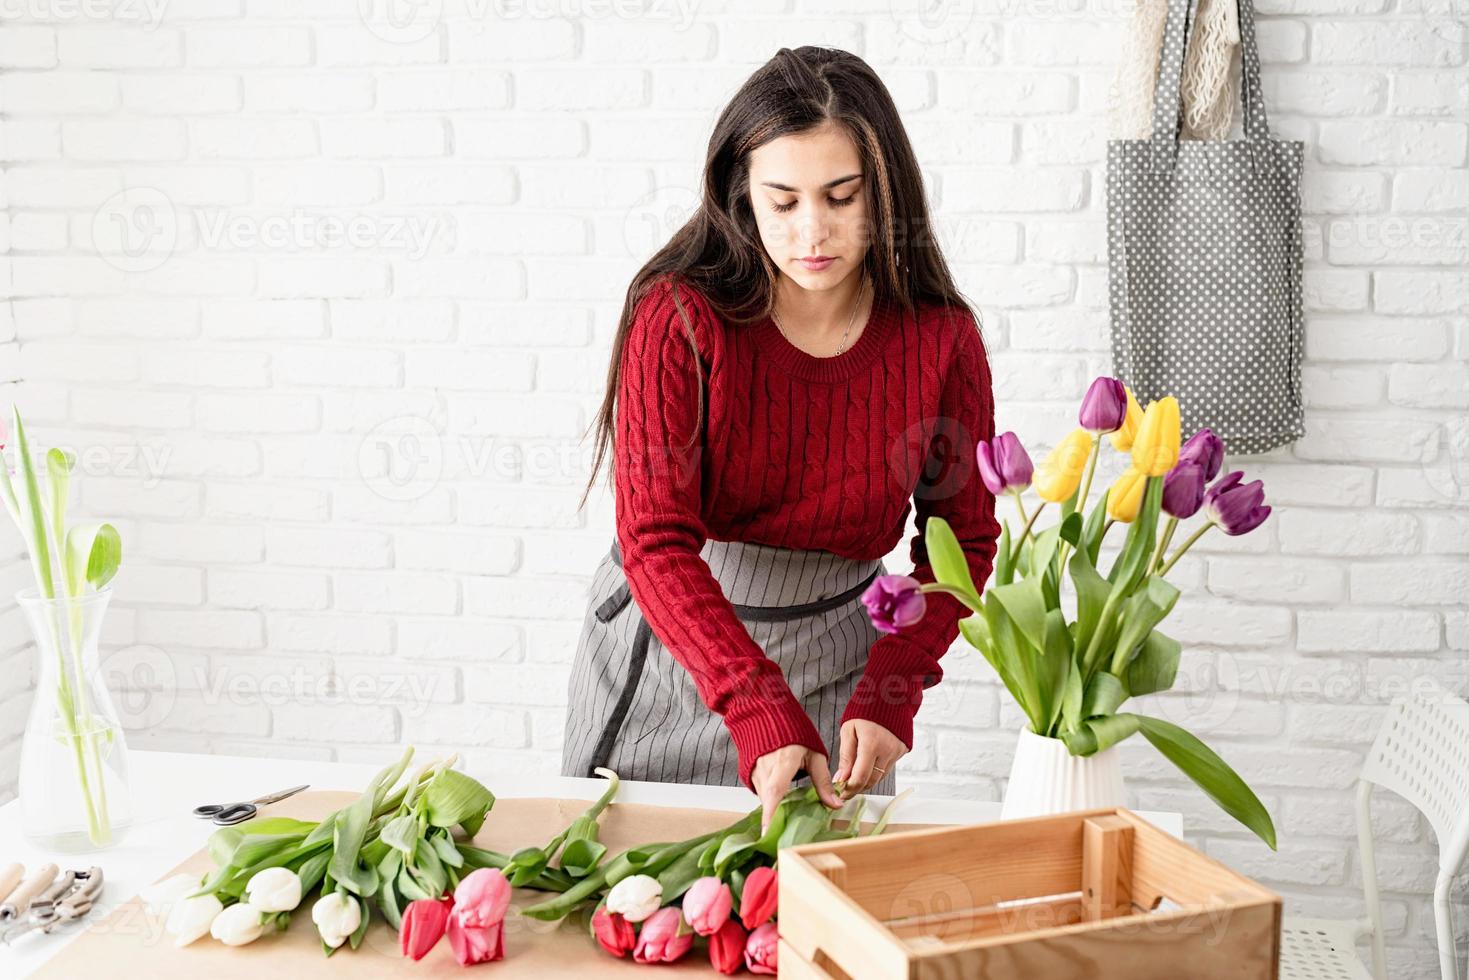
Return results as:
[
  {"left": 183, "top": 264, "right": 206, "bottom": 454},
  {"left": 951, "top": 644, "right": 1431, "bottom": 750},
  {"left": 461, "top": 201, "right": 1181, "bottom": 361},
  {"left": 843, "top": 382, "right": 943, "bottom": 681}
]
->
[
  {"left": 140, "top": 874, "right": 197, "bottom": 918},
  {"left": 210, "top": 902, "right": 266, "bottom": 946},
  {"left": 311, "top": 891, "right": 361, "bottom": 949},
  {"left": 165, "top": 893, "right": 224, "bottom": 948},
  {"left": 244, "top": 867, "right": 302, "bottom": 913},
  {"left": 605, "top": 873, "right": 663, "bottom": 923}
]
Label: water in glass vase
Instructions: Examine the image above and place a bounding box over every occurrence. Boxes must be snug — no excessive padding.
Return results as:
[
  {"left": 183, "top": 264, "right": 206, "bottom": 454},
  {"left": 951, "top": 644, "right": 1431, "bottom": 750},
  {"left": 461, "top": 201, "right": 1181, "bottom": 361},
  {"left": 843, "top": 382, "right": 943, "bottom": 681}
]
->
[{"left": 17, "top": 586, "right": 133, "bottom": 851}]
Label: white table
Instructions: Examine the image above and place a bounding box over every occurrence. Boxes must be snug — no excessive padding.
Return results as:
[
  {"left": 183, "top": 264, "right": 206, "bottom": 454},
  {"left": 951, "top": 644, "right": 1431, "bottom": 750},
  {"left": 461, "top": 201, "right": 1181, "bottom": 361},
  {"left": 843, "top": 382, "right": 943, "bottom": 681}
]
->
[{"left": 1, "top": 750, "right": 1183, "bottom": 976}]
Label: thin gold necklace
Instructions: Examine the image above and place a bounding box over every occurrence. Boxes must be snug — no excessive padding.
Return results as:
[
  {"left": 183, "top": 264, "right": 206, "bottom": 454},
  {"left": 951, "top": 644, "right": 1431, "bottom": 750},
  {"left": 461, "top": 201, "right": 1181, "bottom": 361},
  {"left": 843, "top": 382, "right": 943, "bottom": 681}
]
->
[{"left": 772, "top": 275, "right": 868, "bottom": 357}]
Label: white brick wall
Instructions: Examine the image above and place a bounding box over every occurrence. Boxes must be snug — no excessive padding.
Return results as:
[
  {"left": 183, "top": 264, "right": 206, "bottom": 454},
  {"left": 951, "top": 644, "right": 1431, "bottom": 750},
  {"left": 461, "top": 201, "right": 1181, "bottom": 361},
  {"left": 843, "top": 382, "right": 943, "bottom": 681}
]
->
[{"left": 1, "top": 2, "right": 1465, "bottom": 974}]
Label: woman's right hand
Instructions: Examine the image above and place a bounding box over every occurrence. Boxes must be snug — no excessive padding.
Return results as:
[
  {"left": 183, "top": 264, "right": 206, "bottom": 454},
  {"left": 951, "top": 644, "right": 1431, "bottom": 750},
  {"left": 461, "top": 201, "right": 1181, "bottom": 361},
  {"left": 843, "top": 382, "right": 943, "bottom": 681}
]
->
[{"left": 751, "top": 744, "right": 843, "bottom": 834}]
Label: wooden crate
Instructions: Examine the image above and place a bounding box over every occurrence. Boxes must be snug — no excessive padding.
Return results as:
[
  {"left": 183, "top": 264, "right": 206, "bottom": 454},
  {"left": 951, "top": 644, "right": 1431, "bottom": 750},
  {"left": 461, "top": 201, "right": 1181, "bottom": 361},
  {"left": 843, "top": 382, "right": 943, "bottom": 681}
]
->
[{"left": 778, "top": 807, "right": 1281, "bottom": 980}]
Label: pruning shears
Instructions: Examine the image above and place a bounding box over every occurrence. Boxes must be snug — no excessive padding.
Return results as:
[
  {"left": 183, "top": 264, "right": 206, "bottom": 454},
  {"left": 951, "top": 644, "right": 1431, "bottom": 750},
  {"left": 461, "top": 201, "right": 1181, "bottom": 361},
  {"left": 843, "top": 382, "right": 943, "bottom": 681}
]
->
[{"left": 1, "top": 867, "right": 104, "bottom": 945}]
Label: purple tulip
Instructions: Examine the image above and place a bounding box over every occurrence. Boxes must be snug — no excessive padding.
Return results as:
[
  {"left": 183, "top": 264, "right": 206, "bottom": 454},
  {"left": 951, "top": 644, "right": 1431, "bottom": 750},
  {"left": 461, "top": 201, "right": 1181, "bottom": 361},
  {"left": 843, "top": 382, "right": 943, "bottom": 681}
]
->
[
  {"left": 861, "top": 574, "right": 926, "bottom": 634},
  {"left": 1078, "top": 377, "right": 1128, "bottom": 434},
  {"left": 1162, "top": 462, "right": 1206, "bottom": 519},
  {"left": 1178, "top": 428, "right": 1225, "bottom": 482},
  {"left": 1203, "top": 471, "right": 1271, "bottom": 536},
  {"left": 976, "top": 432, "right": 1033, "bottom": 496}
]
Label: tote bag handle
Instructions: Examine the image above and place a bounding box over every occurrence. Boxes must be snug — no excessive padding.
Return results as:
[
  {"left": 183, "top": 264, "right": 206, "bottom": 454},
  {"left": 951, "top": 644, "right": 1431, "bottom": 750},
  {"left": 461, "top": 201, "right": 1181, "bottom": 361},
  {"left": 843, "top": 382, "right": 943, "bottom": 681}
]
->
[{"left": 1149, "top": 0, "right": 1273, "bottom": 172}]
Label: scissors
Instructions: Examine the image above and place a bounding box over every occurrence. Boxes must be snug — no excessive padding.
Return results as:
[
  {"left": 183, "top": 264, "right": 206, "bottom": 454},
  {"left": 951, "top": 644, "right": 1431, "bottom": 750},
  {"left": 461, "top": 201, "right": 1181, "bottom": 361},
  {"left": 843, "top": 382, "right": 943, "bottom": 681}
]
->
[{"left": 193, "top": 784, "right": 309, "bottom": 825}]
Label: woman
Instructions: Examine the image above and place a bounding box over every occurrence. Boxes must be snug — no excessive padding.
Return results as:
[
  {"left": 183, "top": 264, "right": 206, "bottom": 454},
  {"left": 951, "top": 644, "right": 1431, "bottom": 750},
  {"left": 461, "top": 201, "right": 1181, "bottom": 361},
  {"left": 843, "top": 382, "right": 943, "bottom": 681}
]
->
[{"left": 561, "top": 46, "right": 1000, "bottom": 832}]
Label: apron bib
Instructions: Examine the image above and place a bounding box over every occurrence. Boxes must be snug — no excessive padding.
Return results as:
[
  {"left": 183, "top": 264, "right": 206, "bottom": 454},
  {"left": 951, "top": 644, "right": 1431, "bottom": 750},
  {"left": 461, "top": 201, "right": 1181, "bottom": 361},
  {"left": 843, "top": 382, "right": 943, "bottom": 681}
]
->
[{"left": 560, "top": 537, "right": 898, "bottom": 796}]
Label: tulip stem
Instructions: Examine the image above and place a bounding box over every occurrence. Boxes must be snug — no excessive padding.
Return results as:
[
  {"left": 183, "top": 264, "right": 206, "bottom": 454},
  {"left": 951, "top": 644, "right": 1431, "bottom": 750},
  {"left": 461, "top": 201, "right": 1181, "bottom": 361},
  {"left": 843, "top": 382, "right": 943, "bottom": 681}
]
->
[
  {"left": 1158, "top": 521, "right": 1214, "bottom": 577},
  {"left": 1150, "top": 517, "right": 1178, "bottom": 575},
  {"left": 1009, "top": 500, "right": 1046, "bottom": 567},
  {"left": 1075, "top": 438, "right": 1101, "bottom": 515},
  {"left": 1010, "top": 488, "right": 1029, "bottom": 528}
]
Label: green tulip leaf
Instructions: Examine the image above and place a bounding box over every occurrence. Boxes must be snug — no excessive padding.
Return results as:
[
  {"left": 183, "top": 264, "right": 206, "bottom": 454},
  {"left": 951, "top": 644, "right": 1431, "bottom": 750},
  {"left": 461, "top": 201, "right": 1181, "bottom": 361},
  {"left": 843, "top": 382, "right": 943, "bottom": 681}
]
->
[
  {"left": 423, "top": 768, "right": 495, "bottom": 834},
  {"left": 1136, "top": 715, "right": 1277, "bottom": 850},
  {"left": 1028, "top": 525, "right": 1062, "bottom": 582},
  {"left": 1081, "top": 672, "right": 1129, "bottom": 719},
  {"left": 1062, "top": 712, "right": 1141, "bottom": 756},
  {"left": 989, "top": 579, "right": 1048, "bottom": 653},
  {"left": 1126, "top": 630, "right": 1182, "bottom": 698},
  {"left": 995, "top": 520, "right": 1014, "bottom": 586},
  {"left": 1111, "top": 576, "right": 1181, "bottom": 674},
  {"left": 923, "top": 516, "right": 982, "bottom": 609},
  {"left": 1061, "top": 660, "right": 1085, "bottom": 734},
  {"left": 12, "top": 408, "right": 55, "bottom": 597},
  {"left": 65, "top": 522, "right": 122, "bottom": 595},
  {"left": 1067, "top": 537, "right": 1110, "bottom": 653},
  {"left": 1039, "top": 609, "right": 1073, "bottom": 733}
]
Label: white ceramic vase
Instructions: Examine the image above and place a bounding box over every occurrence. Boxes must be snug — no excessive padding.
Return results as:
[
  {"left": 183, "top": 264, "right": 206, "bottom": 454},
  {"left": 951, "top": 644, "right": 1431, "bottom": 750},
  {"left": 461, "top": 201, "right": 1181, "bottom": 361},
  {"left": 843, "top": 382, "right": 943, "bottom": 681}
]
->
[{"left": 999, "top": 727, "right": 1125, "bottom": 820}]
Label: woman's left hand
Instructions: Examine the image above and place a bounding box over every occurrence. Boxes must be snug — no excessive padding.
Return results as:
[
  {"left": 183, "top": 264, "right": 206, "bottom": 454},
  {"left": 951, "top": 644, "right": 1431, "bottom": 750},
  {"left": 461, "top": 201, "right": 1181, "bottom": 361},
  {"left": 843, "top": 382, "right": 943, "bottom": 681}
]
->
[{"left": 833, "top": 719, "right": 907, "bottom": 798}]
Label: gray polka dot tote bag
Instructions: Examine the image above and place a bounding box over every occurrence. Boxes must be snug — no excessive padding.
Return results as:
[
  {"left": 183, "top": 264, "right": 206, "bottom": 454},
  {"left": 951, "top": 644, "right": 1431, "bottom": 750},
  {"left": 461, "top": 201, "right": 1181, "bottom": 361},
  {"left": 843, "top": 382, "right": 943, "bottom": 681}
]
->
[{"left": 1107, "top": 0, "right": 1305, "bottom": 455}]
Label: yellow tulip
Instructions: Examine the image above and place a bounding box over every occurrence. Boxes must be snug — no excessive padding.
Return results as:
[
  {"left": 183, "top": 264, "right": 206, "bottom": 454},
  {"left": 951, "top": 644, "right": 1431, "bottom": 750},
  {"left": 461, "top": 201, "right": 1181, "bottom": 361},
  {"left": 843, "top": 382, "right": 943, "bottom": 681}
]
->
[
  {"left": 1107, "top": 466, "right": 1148, "bottom": 523},
  {"left": 1033, "top": 428, "right": 1095, "bottom": 503},
  {"left": 1131, "top": 396, "right": 1181, "bottom": 477},
  {"left": 1108, "top": 386, "right": 1143, "bottom": 452}
]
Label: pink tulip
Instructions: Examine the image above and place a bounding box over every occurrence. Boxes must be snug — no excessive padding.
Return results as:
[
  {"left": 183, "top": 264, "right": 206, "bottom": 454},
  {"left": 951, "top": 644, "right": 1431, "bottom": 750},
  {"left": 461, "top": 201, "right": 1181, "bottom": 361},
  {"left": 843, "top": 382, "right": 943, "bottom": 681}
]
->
[
  {"left": 738, "top": 866, "right": 777, "bottom": 930},
  {"left": 632, "top": 906, "right": 693, "bottom": 964},
  {"left": 447, "top": 868, "right": 511, "bottom": 965},
  {"left": 745, "top": 922, "right": 779, "bottom": 975},
  {"left": 399, "top": 895, "right": 453, "bottom": 961},
  {"left": 682, "top": 876, "right": 733, "bottom": 937},
  {"left": 709, "top": 917, "right": 749, "bottom": 975},
  {"left": 1078, "top": 377, "right": 1129, "bottom": 434},
  {"left": 591, "top": 905, "right": 636, "bottom": 958},
  {"left": 976, "top": 431, "right": 1034, "bottom": 495}
]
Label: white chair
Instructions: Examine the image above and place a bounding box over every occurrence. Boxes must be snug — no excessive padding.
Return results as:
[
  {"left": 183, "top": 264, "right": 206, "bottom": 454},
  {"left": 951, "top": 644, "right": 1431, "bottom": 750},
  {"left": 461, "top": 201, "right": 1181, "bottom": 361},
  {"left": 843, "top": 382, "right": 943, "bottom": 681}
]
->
[{"left": 1280, "top": 686, "right": 1469, "bottom": 980}]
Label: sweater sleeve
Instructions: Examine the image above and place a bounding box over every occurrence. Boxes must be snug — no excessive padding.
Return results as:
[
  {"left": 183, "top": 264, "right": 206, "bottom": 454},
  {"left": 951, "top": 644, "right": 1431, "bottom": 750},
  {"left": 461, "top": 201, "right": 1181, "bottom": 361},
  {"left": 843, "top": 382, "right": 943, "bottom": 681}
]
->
[
  {"left": 839, "top": 310, "right": 1001, "bottom": 748},
  {"left": 613, "top": 277, "right": 829, "bottom": 792}
]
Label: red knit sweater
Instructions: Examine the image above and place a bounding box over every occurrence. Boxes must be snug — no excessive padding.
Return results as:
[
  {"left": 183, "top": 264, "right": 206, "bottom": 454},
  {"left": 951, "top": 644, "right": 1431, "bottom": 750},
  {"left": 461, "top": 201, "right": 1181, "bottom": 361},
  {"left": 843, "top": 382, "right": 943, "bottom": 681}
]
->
[{"left": 613, "top": 274, "right": 1000, "bottom": 792}]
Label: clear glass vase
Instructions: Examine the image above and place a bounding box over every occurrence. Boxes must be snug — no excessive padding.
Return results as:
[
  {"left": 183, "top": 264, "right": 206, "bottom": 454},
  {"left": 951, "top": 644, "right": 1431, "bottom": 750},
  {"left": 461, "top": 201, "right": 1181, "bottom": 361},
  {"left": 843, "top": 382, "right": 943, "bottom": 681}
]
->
[{"left": 17, "top": 586, "right": 133, "bottom": 851}]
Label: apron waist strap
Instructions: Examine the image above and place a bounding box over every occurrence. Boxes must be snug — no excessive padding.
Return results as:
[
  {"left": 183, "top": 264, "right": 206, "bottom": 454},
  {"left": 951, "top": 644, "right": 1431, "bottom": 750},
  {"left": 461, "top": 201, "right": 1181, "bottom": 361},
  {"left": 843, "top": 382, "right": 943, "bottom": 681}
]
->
[{"left": 599, "top": 538, "right": 880, "bottom": 624}]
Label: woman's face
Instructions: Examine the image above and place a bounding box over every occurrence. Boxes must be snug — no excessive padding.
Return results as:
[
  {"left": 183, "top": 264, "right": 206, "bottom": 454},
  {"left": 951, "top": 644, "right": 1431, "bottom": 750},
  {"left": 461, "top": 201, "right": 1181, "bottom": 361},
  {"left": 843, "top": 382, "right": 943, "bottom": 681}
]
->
[{"left": 747, "top": 122, "right": 870, "bottom": 294}]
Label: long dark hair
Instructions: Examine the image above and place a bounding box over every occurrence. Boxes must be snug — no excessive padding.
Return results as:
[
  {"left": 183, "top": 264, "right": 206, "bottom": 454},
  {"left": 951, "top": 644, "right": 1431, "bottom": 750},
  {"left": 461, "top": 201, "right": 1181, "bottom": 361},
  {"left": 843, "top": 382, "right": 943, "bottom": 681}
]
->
[{"left": 578, "top": 44, "right": 979, "bottom": 512}]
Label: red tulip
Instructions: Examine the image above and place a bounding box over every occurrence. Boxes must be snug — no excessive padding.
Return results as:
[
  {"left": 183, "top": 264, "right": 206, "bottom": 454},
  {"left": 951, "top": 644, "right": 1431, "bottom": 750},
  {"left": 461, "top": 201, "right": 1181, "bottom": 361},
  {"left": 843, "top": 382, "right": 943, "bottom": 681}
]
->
[
  {"left": 738, "top": 866, "right": 777, "bottom": 930},
  {"left": 591, "top": 905, "right": 636, "bottom": 958},
  {"left": 745, "top": 922, "right": 779, "bottom": 975},
  {"left": 399, "top": 895, "right": 453, "bottom": 961},
  {"left": 446, "top": 868, "right": 511, "bottom": 965},
  {"left": 632, "top": 906, "right": 693, "bottom": 964},
  {"left": 709, "top": 917, "right": 749, "bottom": 975}
]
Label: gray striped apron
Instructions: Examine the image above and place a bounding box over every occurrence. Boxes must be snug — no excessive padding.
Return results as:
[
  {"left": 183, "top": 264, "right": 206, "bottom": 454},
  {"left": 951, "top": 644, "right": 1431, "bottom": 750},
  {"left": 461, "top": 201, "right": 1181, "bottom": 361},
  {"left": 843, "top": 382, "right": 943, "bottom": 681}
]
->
[{"left": 560, "top": 537, "right": 899, "bottom": 796}]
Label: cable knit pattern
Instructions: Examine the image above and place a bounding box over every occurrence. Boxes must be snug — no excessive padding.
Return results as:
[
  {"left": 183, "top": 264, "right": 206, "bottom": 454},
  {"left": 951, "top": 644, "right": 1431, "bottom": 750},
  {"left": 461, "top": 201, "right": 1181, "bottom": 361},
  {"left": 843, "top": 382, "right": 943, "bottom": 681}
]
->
[{"left": 613, "top": 274, "right": 1000, "bottom": 791}]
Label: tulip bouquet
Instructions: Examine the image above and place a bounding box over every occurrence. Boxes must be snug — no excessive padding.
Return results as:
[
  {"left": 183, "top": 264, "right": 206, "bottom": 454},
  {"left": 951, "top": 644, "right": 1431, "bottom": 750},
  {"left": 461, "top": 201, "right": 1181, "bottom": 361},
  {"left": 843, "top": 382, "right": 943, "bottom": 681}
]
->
[
  {"left": 525, "top": 778, "right": 910, "bottom": 974},
  {"left": 146, "top": 746, "right": 908, "bottom": 971},
  {"left": 864, "top": 378, "right": 1277, "bottom": 849},
  {"left": 146, "top": 747, "right": 540, "bottom": 959}
]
